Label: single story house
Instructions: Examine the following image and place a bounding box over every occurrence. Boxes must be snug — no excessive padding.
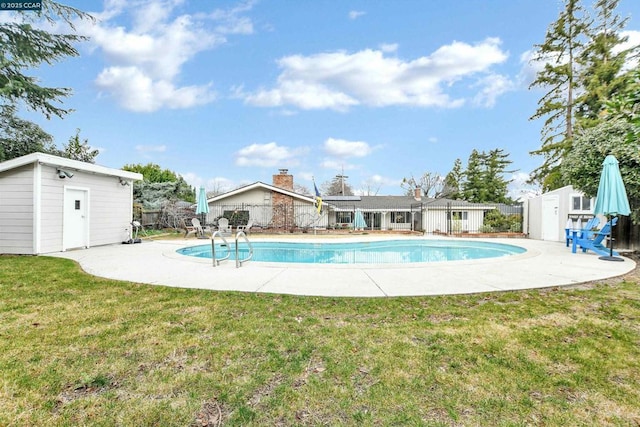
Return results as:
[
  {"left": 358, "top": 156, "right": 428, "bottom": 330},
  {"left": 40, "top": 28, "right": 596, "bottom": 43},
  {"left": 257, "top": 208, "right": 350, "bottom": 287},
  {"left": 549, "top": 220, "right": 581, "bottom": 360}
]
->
[
  {"left": 205, "top": 170, "right": 322, "bottom": 230},
  {"left": 523, "top": 185, "right": 596, "bottom": 242},
  {"left": 205, "top": 170, "right": 503, "bottom": 233},
  {"left": 0, "top": 152, "right": 143, "bottom": 254}
]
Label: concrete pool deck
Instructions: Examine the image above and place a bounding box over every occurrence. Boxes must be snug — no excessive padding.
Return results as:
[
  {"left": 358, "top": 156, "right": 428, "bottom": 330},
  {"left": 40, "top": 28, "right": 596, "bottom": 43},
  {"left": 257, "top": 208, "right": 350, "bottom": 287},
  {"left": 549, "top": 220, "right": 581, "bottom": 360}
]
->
[{"left": 48, "top": 235, "right": 636, "bottom": 297}]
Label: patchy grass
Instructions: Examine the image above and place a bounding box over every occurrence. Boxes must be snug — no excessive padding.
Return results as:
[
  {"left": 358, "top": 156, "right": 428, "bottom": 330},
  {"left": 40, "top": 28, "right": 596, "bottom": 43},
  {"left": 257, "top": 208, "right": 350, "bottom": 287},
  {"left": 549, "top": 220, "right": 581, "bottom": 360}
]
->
[{"left": 1, "top": 255, "right": 640, "bottom": 426}]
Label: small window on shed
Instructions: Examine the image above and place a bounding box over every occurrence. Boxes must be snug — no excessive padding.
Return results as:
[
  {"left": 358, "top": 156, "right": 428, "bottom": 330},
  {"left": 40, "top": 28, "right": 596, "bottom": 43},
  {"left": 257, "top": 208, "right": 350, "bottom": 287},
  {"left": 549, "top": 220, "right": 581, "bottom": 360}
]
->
[
  {"left": 75, "top": 200, "right": 81, "bottom": 210},
  {"left": 571, "top": 195, "right": 591, "bottom": 211}
]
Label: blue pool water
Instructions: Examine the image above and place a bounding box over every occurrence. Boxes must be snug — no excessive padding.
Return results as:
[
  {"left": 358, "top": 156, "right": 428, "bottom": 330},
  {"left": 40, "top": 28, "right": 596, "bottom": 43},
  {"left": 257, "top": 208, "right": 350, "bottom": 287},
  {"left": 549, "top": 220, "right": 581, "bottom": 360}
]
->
[{"left": 176, "top": 240, "right": 526, "bottom": 264}]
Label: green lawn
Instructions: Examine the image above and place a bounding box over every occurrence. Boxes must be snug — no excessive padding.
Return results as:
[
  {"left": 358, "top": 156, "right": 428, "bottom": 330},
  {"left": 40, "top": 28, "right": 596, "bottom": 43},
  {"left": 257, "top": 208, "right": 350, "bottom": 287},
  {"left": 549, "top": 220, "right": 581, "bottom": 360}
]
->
[{"left": 1, "top": 255, "right": 639, "bottom": 426}]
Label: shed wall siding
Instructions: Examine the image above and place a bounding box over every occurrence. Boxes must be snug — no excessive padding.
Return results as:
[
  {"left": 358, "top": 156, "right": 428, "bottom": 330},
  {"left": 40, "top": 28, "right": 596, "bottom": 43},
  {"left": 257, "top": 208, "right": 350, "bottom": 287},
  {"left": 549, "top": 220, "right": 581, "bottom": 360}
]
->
[
  {"left": 0, "top": 165, "right": 35, "bottom": 254},
  {"left": 39, "top": 166, "right": 133, "bottom": 253}
]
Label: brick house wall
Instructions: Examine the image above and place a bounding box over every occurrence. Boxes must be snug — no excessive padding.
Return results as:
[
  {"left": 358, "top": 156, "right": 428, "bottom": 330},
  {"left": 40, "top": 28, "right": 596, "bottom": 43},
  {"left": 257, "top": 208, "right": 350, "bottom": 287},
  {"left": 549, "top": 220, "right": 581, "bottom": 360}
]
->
[{"left": 272, "top": 169, "right": 294, "bottom": 229}]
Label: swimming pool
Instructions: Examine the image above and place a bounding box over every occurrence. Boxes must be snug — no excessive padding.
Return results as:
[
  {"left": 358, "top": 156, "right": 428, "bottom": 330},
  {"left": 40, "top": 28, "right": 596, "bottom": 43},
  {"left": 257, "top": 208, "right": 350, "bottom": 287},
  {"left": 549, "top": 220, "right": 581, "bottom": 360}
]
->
[{"left": 176, "top": 239, "right": 526, "bottom": 264}]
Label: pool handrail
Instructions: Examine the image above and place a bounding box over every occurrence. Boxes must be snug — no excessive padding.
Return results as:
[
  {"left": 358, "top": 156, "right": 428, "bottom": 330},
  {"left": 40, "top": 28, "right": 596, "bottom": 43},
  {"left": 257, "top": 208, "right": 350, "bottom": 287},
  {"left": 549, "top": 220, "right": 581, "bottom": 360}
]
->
[
  {"left": 211, "top": 231, "right": 230, "bottom": 267},
  {"left": 235, "top": 230, "right": 254, "bottom": 268}
]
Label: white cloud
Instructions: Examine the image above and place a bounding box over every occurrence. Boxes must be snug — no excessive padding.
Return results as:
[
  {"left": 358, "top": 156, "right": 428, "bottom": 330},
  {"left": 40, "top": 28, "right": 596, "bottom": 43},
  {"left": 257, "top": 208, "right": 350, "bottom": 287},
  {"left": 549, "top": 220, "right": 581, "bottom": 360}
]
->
[
  {"left": 348, "top": 10, "right": 366, "bottom": 20},
  {"left": 96, "top": 66, "right": 215, "bottom": 112},
  {"left": 507, "top": 172, "right": 541, "bottom": 201},
  {"left": 79, "top": 0, "right": 254, "bottom": 112},
  {"left": 379, "top": 43, "right": 398, "bottom": 53},
  {"left": 235, "top": 142, "right": 302, "bottom": 167},
  {"left": 135, "top": 144, "right": 166, "bottom": 153},
  {"left": 616, "top": 30, "right": 640, "bottom": 70},
  {"left": 324, "top": 138, "right": 372, "bottom": 158},
  {"left": 320, "top": 159, "right": 356, "bottom": 170},
  {"left": 243, "top": 37, "right": 509, "bottom": 111},
  {"left": 472, "top": 73, "right": 515, "bottom": 107}
]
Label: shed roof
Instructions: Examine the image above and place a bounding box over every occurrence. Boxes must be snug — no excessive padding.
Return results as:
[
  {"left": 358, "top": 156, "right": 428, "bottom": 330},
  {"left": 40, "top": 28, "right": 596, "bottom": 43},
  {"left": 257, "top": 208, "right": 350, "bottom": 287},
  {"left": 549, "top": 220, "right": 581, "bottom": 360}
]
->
[{"left": 0, "top": 152, "right": 143, "bottom": 180}]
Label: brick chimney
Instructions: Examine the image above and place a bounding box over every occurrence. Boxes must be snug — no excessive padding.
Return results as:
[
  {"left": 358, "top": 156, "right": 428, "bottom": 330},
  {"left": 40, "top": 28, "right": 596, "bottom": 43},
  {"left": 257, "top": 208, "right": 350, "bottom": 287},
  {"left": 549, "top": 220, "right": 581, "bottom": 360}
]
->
[
  {"left": 414, "top": 188, "right": 422, "bottom": 201},
  {"left": 272, "top": 169, "right": 293, "bottom": 191},
  {"left": 272, "top": 169, "right": 294, "bottom": 229}
]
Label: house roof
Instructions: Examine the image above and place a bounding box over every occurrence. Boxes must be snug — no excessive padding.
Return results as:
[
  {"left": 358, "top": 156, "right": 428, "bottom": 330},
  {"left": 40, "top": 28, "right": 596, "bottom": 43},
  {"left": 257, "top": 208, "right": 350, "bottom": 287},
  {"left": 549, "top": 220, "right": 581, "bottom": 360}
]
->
[
  {"left": 326, "top": 195, "right": 494, "bottom": 211},
  {"left": 208, "top": 181, "right": 316, "bottom": 204},
  {"left": 0, "top": 152, "right": 143, "bottom": 180}
]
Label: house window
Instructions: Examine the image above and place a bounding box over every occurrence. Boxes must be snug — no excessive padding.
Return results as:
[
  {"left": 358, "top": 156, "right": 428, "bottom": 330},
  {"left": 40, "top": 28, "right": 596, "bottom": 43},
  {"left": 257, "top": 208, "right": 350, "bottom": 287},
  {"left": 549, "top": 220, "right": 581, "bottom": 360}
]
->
[
  {"left": 336, "top": 212, "right": 353, "bottom": 223},
  {"left": 571, "top": 195, "right": 591, "bottom": 211},
  {"left": 447, "top": 211, "right": 468, "bottom": 220},
  {"left": 223, "top": 210, "right": 249, "bottom": 226},
  {"left": 391, "top": 212, "right": 410, "bottom": 223}
]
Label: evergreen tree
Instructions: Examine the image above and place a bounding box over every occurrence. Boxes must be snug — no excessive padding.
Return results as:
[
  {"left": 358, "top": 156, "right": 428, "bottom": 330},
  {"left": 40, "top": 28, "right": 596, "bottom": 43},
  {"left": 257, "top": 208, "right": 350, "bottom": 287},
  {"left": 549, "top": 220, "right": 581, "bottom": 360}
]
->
[
  {"left": 57, "top": 129, "right": 99, "bottom": 163},
  {"left": 528, "top": 0, "right": 589, "bottom": 190},
  {"left": 577, "top": 0, "right": 637, "bottom": 127},
  {"left": 0, "top": 105, "right": 55, "bottom": 161},
  {"left": 1, "top": 1, "right": 91, "bottom": 118},
  {"left": 123, "top": 163, "right": 195, "bottom": 205},
  {"left": 462, "top": 150, "right": 486, "bottom": 203},
  {"left": 483, "top": 149, "right": 514, "bottom": 204},
  {"left": 461, "top": 149, "right": 514, "bottom": 204},
  {"left": 443, "top": 158, "right": 463, "bottom": 200}
]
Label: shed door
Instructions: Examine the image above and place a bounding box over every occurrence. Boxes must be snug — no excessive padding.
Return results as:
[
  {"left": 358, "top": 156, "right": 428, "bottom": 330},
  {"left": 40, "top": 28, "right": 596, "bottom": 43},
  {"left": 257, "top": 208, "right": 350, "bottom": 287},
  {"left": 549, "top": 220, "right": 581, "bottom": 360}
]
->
[
  {"left": 63, "top": 188, "right": 89, "bottom": 250},
  {"left": 542, "top": 195, "right": 559, "bottom": 241}
]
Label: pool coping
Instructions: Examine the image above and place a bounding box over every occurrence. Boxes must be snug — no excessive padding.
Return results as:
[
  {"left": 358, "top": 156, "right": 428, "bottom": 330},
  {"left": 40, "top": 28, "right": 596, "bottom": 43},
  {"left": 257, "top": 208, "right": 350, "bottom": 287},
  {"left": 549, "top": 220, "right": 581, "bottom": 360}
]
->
[{"left": 47, "top": 235, "right": 636, "bottom": 297}]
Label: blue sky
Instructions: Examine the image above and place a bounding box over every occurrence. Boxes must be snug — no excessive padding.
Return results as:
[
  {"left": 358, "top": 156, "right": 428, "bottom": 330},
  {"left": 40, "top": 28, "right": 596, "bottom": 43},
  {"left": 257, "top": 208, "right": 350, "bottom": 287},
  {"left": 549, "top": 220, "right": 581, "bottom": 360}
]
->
[{"left": 12, "top": 0, "right": 640, "bottom": 198}]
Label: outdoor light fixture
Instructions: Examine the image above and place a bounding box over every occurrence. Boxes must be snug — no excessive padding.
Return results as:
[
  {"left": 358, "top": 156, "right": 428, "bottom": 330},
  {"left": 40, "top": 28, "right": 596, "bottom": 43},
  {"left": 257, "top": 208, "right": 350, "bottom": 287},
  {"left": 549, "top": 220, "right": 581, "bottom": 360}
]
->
[
  {"left": 119, "top": 178, "right": 130, "bottom": 186},
  {"left": 57, "top": 168, "right": 74, "bottom": 179}
]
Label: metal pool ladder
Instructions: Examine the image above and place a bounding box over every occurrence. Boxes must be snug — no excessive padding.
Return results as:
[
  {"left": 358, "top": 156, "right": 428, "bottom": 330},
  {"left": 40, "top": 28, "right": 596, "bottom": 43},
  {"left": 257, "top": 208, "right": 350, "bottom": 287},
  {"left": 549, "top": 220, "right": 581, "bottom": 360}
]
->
[
  {"left": 211, "top": 231, "right": 230, "bottom": 267},
  {"left": 235, "top": 230, "right": 254, "bottom": 268}
]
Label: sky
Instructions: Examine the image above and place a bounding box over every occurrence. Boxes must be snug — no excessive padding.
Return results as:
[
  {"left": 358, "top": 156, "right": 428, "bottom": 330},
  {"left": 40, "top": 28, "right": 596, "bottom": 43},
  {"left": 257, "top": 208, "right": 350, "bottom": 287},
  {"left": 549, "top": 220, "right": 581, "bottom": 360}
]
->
[{"left": 9, "top": 0, "right": 640, "bottom": 199}]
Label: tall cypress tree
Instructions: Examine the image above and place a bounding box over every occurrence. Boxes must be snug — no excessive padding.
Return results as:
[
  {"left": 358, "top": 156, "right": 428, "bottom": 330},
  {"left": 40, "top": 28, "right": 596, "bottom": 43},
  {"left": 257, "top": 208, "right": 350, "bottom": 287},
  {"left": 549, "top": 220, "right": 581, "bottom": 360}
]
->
[
  {"left": 577, "top": 0, "right": 637, "bottom": 127},
  {"left": 444, "top": 158, "right": 464, "bottom": 200},
  {"left": 528, "top": 0, "right": 589, "bottom": 191}
]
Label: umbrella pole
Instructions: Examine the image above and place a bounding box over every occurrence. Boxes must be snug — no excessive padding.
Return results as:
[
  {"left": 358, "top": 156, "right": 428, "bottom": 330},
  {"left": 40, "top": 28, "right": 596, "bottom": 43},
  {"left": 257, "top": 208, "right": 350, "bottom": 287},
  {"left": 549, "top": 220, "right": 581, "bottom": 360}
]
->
[{"left": 599, "top": 214, "right": 624, "bottom": 262}]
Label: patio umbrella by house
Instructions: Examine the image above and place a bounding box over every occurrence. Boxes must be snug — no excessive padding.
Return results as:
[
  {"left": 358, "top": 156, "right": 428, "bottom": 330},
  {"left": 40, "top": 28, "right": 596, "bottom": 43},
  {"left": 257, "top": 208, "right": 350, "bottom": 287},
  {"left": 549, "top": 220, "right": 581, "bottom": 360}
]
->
[
  {"left": 353, "top": 209, "right": 367, "bottom": 230},
  {"left": 196, "top": 186, "right": 209, "bottom": 226},
  {"left": 593, "top": 155, "right": 631, "bottom": 261}
]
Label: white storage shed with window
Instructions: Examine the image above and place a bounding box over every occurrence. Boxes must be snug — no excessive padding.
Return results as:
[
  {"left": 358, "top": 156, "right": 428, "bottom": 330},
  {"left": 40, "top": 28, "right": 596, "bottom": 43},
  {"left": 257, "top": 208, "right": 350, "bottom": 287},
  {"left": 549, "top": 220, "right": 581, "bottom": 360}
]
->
[
  {"left": 0, "top": 152, "right": 142, "bottom": 255},
  {"left": 523, "top": 185, "right": 596, "bottom": 242}
]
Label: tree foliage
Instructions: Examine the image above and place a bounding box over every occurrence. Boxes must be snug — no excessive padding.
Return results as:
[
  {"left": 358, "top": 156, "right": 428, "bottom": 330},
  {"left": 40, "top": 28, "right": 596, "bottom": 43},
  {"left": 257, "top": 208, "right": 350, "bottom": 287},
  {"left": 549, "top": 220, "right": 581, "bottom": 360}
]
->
[
  {"left": 0, "top": 1, "right": 91, "bottom": 119},
  {"left": 0, "top": 105, "right": 55, "bottom": 161},
  {"left": 55, "top": 128, "right": 99, "bottom": 163},
  {"left": 0, "top": 1, "right": 93, "bottom": 162},
  {"left": 461, "top": 149, "right": 514, "bottom": 204},
  {"left": 123, "top": 163, "right": 195, "bottom": 206},
  {"left": 561, "top": 120, "right": 640, "bottom": 222},
  {"left": 605, "top": 68, "right": 640, "bottom": 140},
  {"left": 322, "top": 175, "right": 354, "bottom": 196},
  {"left": 443, "top": 159, "right": 463, "bottom": 200},
  {"left": 528, "top": 0, "right": 589, "bottom": 189},
  {"left": 576, "top": 0, "right": 633, "bottom": 126},
  {"left": 529, "top": 0, "right": 638, "bottom": 190}
]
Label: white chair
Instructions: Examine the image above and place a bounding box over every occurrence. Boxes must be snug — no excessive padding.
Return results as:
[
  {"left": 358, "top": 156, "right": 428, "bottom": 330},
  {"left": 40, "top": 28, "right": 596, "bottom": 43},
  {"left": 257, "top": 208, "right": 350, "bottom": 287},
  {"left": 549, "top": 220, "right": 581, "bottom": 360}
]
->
[
  {"left": 237, "top": 219, "right": 254, "bottom": 234},
  {"left": 217, "top": 217, "right": 231, "bottom": 234},
  {"left": 187, "top": 218, "right": 212, "bottom": 238}
]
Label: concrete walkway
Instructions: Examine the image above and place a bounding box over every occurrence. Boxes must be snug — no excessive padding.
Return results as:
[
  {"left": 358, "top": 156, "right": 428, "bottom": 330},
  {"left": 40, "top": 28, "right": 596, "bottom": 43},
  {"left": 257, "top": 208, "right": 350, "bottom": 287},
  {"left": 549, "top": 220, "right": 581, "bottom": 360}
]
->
[{"left": 47, "top": 236, "right": 636, "bottom": 298}]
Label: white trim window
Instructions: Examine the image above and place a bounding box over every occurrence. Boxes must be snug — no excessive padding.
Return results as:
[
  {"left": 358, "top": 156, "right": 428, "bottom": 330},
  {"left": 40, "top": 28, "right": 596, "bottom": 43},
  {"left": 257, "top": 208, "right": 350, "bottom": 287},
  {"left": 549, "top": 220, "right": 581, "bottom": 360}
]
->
[
  {"left": 391, "top": 212, "right": 410, "bottom": 223},
  {"left": 571, "top": 194, "right": 592, "bottom": 212}
]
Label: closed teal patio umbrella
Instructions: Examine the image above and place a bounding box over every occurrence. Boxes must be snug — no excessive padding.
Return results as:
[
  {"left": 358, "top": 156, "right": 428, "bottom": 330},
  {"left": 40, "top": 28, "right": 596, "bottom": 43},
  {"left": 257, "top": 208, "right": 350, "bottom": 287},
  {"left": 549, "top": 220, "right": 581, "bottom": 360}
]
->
[
  {"left": 353, "top": 209, "right": 367, "bottom": 230},
  {"left": 593, "top": 155, "right": 631, "bottom": 261},
  {"left": 196, "top": 186, "right": 209, "bottom": 225}
]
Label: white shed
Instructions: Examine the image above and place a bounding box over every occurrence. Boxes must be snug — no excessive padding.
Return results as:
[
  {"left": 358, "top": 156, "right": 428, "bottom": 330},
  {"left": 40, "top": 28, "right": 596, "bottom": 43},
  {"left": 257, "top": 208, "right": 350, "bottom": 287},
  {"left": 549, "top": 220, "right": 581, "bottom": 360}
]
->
[
  {"left": 523, "top": 185, "right": 596, "bottom": 242},
  {"left": 0, "top": 152, "right": 143, "bottom": 254}
]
